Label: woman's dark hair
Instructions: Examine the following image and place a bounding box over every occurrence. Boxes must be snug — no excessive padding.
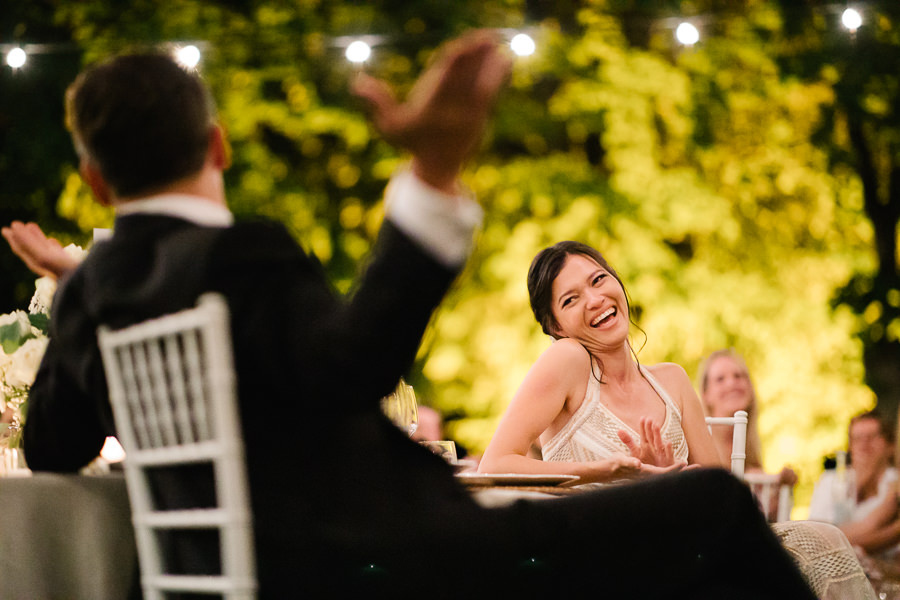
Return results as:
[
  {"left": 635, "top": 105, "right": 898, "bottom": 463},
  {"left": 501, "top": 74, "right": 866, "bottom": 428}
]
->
[
  {"left": 527, "top": 241, "right": 628, "bottom": 339},
  {"left": 65, "top": 52, "right": 215, "bottom": 198}
]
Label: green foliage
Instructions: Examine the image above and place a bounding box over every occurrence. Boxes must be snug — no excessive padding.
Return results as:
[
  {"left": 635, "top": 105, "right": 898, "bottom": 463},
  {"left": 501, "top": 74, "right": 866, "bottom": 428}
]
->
[{"left": 4, "top": 0, "right": 893, "bottom": 512}]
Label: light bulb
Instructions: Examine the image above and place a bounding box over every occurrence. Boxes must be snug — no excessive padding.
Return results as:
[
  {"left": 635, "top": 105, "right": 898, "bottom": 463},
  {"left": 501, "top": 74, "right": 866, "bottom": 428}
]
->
[
  {"left": 175, "top": 45, "right": 201, "bottom": 69},
  {"left": 6, "top": 48, "right": 26, "bottom": 69},
  {"left": 345, "top": 40, "right": 371, "bottom": 64},
  {"left": 510, "top": 33, "right": 536, "bottom": 57},
  {"left": 675, "top": 22, "right": 700, "bottom": 46},
  {"left": 842, "top": 8, "right": 862, "bottom": 32}
]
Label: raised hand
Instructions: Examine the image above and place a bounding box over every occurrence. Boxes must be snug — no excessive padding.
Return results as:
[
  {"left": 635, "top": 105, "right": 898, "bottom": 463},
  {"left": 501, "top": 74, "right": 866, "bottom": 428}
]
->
[
  {"left": 617, "top": 417, "right": 677, "bottom": 467},
  {"left": 352, "top": 30, "right": 512, "bottom": 193},
  {"left": 2, "top": 221, "right": 81, "bottom": 280}
]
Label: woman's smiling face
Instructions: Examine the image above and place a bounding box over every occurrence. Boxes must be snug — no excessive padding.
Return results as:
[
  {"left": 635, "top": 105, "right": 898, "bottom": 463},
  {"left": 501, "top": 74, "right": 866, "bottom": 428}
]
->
[
  {"left": 550, "top": 254, "right": 629, "bottom": 349},
  {"left": 702, "top": 355, "right": 753, "bottom": 418}
]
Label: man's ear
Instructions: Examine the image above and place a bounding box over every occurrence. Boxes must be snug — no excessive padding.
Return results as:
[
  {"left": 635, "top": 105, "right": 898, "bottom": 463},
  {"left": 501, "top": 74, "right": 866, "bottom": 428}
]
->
[
  {"left": 208, "top": 124, "right": 231, "bottom": 170},
  {"left": 79, "top": 158, "right": 113, "bottom": 206}
]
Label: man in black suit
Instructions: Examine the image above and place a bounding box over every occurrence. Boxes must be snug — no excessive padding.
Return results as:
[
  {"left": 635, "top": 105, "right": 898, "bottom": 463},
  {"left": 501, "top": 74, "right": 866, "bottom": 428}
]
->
[{"left": 4, "top": 33, "right": 815, "bottom": 598}]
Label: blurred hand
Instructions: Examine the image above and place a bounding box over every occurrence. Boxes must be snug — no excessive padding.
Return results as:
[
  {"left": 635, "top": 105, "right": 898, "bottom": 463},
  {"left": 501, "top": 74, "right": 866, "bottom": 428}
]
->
[
  {"left": 2, "top": 221, "right": 80, "bottom": 280},
  {"left": 352, "top": 30, "right": 512, "bottom": 193},
  {"left": 778, "top": 466, "right": 798, "bottom": 487}
]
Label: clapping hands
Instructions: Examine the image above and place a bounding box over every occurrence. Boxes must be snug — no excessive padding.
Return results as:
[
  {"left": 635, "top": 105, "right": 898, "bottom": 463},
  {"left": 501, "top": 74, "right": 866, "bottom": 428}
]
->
[{"left": 617, "top": 417, "right": 686, "bottom": 470}]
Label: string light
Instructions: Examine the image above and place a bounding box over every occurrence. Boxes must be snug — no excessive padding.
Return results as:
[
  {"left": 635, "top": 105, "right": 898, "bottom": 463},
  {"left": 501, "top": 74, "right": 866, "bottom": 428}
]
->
[
  {"left": 174, "top": 44, "right": 201, "bottom": 69},
  {"left": 510, "top": 33, "right": 536, "bottom": 57},
  {"left": 345, "top": 40, "right": 371, "bottom": 64},
  {"left": 841, "top": 7, "right": 862, "bottom": 32},
  {"left": 5, "top": 47, "right": 26, "bottom": 69},
  {"left": 0, "top": 4, "right": 879, "bottom": 72},
  {"left": 675, "top": 22, "right": 701, "bottom": 46}
]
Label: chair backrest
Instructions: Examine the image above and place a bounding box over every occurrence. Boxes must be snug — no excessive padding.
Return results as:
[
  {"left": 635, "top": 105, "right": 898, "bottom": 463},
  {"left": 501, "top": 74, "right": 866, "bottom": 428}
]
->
[
  {"left": 705, "top": 410, "right": 794, "bottom": 521},
  {"left": 705, "top": 410, "right": 748, "bottom": 479},
  {"left": 744, "top": 472, "right": 794, "bottom": 523},
  {"left": 98, "top": 293, "right": 256, "bottom": 599}
]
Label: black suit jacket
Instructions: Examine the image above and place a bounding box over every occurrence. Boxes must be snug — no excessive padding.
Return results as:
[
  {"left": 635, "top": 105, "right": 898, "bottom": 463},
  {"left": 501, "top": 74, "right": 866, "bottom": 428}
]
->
[{"left": 24, "top": 213, "right": 490, "bottom": 593}]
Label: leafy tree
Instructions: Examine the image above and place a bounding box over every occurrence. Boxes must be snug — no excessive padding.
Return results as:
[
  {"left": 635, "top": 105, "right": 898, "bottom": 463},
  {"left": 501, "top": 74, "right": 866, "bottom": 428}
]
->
[
  {"left": 0, "top": 0, "right": 885, "bottom": 510},
  {"left": 421, "top": 4, "right": 872, "bottom": 508},
  {"left": 771, "top": 0, "right": 900, "bottom": 420}
]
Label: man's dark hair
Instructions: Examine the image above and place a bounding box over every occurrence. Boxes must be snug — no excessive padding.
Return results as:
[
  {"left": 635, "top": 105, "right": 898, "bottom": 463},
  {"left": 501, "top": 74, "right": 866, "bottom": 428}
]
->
[{"left": 65, "top": 52, "right": 215, "bottom": 198}]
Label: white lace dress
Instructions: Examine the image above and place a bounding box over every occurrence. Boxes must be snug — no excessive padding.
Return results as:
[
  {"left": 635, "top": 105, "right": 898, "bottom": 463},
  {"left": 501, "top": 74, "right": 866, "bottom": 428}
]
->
[
  {"left": 541, "top": 365, "right": 688, "bottom": 466},
  {"left": 538, "top": 365, "right": 876, "bottom": 599}
]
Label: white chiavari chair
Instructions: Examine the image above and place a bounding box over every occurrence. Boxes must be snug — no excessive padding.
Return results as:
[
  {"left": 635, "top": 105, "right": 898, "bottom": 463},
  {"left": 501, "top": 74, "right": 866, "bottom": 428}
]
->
[
  {"left": 706, "top": 410, "right": 793, "bottom": 521},
  {"left": 705, "top": 410, "right": 748, "bottom": 479},
  {"left": 744, "top": 472, "right": 794, "bottom": 523},
  {"left": 98, "top": 292, "right": 256, "bottom": 599}
]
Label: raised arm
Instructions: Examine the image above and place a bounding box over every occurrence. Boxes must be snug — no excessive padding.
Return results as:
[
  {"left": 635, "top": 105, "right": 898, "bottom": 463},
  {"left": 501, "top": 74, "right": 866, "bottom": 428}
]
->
[
  {"left": 840, "top": 491, "right": 900, "bottom": 554},
  {"left": 479, "top": 339, "right": 642, "bottom": 483}
]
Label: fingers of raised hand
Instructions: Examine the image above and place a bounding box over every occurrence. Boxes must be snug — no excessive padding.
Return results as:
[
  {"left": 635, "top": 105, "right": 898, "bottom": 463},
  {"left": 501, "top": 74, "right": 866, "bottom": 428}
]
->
[
  {"left": 639, "top": 418, "right": 659, "bottom": 452},
  {"left": 3, "top": 221, "right": 70, "bottom": 279},
  {"left": 617, "top": 429, "right": 641, "bottom": 458}
]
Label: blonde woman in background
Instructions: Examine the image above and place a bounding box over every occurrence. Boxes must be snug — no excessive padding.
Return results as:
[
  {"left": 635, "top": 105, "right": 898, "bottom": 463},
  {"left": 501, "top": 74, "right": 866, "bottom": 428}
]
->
[{"left": 697, "top": 349, "right": 798, "bottom": 505}]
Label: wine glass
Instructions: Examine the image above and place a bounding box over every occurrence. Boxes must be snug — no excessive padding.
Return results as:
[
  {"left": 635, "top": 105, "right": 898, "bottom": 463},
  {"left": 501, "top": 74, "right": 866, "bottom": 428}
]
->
[{"left": 381, "top": 378, "right": 419, "bottom": 436}]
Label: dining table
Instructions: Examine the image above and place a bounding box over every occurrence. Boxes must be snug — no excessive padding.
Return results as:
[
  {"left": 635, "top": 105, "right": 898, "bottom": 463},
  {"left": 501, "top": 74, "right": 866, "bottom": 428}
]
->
[
  {"left": 454, "top": 471, "right": 586, "bottom": 507},
  {"left": 0, "top": 471, "right": 138, "bottom": 600}
]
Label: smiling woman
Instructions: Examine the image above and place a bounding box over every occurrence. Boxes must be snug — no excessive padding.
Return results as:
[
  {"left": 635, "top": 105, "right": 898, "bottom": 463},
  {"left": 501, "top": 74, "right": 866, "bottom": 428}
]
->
[{"left": 478, "top": 240, "right": 723, "bottom": 484}]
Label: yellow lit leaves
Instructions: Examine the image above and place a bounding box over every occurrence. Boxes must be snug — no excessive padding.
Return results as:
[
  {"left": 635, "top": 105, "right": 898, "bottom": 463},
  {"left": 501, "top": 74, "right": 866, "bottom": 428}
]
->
[
  {"left": 57, "top": 170, "right": 114, "bottom": 232},
  {"left": 327, "top": 154, "right": 361, "bottom": 189},
  {"left": 338, "top": 198, "right": 364, "bottom": 230},
  {"left": 285, "top": 81, "right": 311, "bottom": 112}
]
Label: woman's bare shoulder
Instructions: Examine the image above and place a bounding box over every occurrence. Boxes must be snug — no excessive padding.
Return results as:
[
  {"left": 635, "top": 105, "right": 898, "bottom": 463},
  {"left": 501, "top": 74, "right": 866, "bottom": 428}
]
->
[
  {"left": 645, "top": 361, "right": 689, "bottom": 381},
  {"left": 644, "top": 362, "right": 693, "bottom": 396},
  {"left": 529, "top": 338, "right": 592, "bottom": 384}
]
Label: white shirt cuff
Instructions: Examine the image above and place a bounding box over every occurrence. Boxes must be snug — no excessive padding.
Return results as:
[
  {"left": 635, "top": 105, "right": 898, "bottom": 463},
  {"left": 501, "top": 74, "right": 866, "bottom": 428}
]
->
[{"left": 384, "top": 169, "right": 483, "bottom": 268}]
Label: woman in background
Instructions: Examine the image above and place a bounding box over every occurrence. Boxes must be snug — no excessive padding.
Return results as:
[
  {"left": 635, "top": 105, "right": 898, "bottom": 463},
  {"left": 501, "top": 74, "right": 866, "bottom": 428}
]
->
[{"left": 698, "top": 348, "right": 798, "bottom": 493}]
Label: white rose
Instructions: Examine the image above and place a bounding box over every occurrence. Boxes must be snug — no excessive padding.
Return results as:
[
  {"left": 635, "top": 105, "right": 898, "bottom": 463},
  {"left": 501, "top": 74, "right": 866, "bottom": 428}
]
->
[
  {"left": 29, "top": 276, "right": 58, "bottom": 315},
  {"left": 63, "top": 243, "right": 87, "bottom": 262},
  {"left": 26, "top": 244, "right": 85, "bottom": 315},
  {"left": 6, "top": 337, "right": 49, "bottom": 388},
  {"left": 0, "top": 348, "right": 12, "bottom": 374}
]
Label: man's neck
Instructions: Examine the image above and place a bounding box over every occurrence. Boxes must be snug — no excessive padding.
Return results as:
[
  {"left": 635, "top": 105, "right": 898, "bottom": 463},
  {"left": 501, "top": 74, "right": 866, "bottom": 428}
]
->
[{"left": 114, "top": 164, "right": 226, "bottom": 208}]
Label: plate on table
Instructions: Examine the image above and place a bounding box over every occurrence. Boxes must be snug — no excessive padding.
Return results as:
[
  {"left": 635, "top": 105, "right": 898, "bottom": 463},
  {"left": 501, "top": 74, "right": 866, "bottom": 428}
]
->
[{"left": 455, "top": 473, "right": 579, "bottom": 487}]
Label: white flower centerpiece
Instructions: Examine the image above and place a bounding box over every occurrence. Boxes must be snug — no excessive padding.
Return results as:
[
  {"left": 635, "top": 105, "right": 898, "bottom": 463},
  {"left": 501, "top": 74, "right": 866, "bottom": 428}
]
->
[{"left": 0, "top": 244, "right": 86, "bottom": 467}]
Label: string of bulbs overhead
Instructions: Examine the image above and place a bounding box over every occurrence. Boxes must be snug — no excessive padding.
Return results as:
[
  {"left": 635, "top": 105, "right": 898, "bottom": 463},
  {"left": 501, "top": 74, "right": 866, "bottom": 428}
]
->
[{"left": 0, "top": 6, "right": 869, "bottom": 71}]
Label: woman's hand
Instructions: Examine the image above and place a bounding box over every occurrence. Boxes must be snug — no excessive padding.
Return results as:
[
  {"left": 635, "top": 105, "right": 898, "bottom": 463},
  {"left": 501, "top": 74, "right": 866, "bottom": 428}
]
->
[
  {"left": 577, "top": 454, "right": 642, "bottom": 483},
  {"left": 639, "top": 462, "right": 690, "bottom": 477},
  {"left": 577, "top": 454, "right": 688, "bottom": 484},
  {"left": 778, "top": 466, "right": 798, "bottom": 487},
  {"left": 617, "top": 418, "right": 677, "bottom": 467}
]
